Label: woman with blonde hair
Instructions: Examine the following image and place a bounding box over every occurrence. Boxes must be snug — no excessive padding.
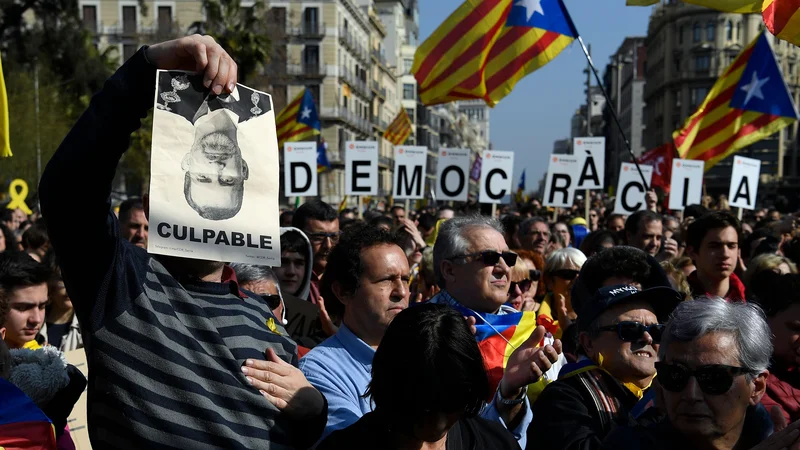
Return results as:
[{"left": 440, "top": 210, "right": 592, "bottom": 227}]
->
[
  {"left": 744, "top": 253, "right": 798, "bottom": 293},
  {"left": 507, "top": 257, "right": 539, "bottom": 312}
]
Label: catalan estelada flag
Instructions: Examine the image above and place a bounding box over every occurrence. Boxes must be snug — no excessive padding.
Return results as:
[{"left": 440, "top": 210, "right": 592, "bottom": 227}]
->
[
  {"left": 0, "top": 378, "right": 57, "bottom": 449},
  {"left": 673, "top": 32, "right": 798, "bottom": 171},
  {"left": 516, "top": 169, "right": 526, "bottom": 203},
  {"left": 317, "top": 140, "right": 331, "bottom": 173},
  {"left": 413, "top": 0, "right": 577, "bottom": 107},
  {"left": 383, "top": 109, "right": 412, "bottom": 145},
  {"left": 276, "top": 89, "right": 320, "bottom": 148},
  {"left": 681, "top": 0, "right": 762, "bottom": 13},
  {"left": 763, "top": 0, "right": 800, "bottom": 47},
  {"left": 0, "top": 52, "right": 10, "bottom": 158}
]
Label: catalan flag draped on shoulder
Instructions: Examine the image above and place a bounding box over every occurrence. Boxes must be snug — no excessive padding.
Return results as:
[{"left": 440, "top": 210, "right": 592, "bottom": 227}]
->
[
  {"left": 0, "top": 378, "right": 57, "bottom": 449},
  {"left": 763, "top": 0, "right": 800, "bottom": 47},
  {"left": 0, "top": 52, "right": 10, "bottom": 158},
  {"left": 673, "top": 32, "right": 798, "bottom": 171},
  {"left": 384, "top": 109, "right": 412, "bottom": 145},
  {"left": 413, "top": 0, "right": 577, "bottom": 107},
  {"left": 276, "top": 88, "right": 320, "bottom": 148}
]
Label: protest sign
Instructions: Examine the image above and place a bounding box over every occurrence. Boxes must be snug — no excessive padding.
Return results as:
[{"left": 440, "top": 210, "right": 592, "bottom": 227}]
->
[
  {"left": 574, "top": 137, "right": 605, "bottom": 190},
  {"left": 345, "top": 141, "right": 378, "bottom": 196},
  {"left": 479, "top": 150, "right": 514, "bottom": 204},
  {"left": 283, "top": 142, "right": 318, "bottom": 196},
  {"left": 668, "top": 159, "right": 704, "bottom": 211},
  {"left": 614, "top": 162, "right": 654, "bottom": 214},
  {"left": 542, "top": 154, "right": 581, "bottom": 208},
  {"left": 729, "top": 156, "right": 761, "bottom": 210},
  {"left": 393, "top": 146, "right": 428, "bottom": 199},
  {"left": 436, "top": 148, "right": 470, "bottom": 202}
]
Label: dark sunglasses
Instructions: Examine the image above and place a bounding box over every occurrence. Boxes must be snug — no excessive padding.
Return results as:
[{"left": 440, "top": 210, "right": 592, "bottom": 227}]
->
[
  {"left": 596, "top": 321, "right": 665, "bottom": 343},
  {"left": 259, "top": 294, "right": 282, "bottom": 310},
  {"left": 509, "top": 279, "right": 533, "bottom": 294},
  {"left": 307, "top": 231, "right": 342, "bottom": 244},
  {"left": 529, "top": 269, "right": 541, "bottom": 281},
  {"left": 552, "top": 269, "right": 579, "bottom": 280},
  {"left": 450, "top": 251, "right": 518, "bottom": 267},
  {"left": 655, "top": 362, "right": 754, "bottom": 395}
]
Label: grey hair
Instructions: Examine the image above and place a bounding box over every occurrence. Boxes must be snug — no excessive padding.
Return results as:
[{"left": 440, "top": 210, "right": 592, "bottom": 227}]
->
[
  {"left": 519, "top": 216, "right": 547, "bottom": 236},
  {"left": 659, "top": 297, "right": 773, "bottom": 376},
  {"left": 433, "top": 214, "right": 504, "bottom": 289},
  {"left": 228, "top": 263, "right": 281, "bottom": 295},
  {"left": 544, "top": 247, "right": 587, "bottom": 274}
]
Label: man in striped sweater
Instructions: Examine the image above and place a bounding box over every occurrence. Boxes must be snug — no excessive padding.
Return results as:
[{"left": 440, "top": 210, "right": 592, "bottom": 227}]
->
[{"left": 39, "top": 35, "right": 327, "bottom": 449}]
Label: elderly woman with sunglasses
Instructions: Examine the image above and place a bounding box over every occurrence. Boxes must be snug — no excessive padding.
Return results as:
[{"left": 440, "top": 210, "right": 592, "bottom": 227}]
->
[
  {"left": 601, "top": 298, "right": 798, "bottom": 450},
  {"left": 507, "top": 249, "right": 544, "bottom": 312},
  {"left": 537, "top": 247, "right": 587, "bottom": 339}
]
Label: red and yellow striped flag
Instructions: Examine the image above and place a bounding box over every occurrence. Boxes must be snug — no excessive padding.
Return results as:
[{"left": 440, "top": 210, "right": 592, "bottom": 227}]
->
[
  {"left": 384, "top": 109, "right": 412, "bottom": 145},
  {"left": 673, "top": 32, "right": 798, "bottom": 171},
  {"left": 626, "top": 0, "right": 659, "bottom": 5},
  {"left": 413, "top": 0, "right": 577, "bottom": 107},
  {"left": 276, "top": 88, "right": 321, "bottom": 148},
  {"left": 763, "top": 0, "right": 800, "bottom": 46}
]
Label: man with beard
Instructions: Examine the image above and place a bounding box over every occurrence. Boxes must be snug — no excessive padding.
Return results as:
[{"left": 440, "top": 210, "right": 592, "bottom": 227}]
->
[
  {"left": 39, "top": 35, "right": 327, "bottom": 449},
  {"left": 118, "top": 198, "right": 148, "bottom": 249}
]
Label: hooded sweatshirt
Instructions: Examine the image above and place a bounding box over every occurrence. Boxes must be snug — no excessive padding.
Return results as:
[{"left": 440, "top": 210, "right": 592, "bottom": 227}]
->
[{"left": 279, "top": 227, "right": 314, "bottom": 301}]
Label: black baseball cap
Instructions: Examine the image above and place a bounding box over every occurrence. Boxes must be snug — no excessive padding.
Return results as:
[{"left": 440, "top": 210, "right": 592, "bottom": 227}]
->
[{"left": 577, "top": 284, "right": 683, "bottom": 331}]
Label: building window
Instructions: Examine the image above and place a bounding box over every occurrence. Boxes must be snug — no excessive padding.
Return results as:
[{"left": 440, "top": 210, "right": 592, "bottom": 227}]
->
[
  {"left": 726, "top": 20, "right": 733, "bottom": 40},
  {"left": 157, "top": 6, "right": 172, "bottom": 34},
  {"left": 122, "top": 5, "right": 137, "bottom": 33},
  {"left": 403, "top": 58, "right": 413, "bottom": 74},
  {"left": 691, "top": 87, "right": 710, "bottom": 107},
  {"left": 674, "top": 57, "right": 682, "bottom": 73},
  {"left": 706, "top": 22, "right": 715, "bottom": 41},
  {"left": 695, "top": 55, "right": 710, "bottom": 71},
  {"left": 406, "top": 108, "right": 415, "bottom": 123},
  {"left": 678, "top": 25, "right": 684, "bottom": 45},
  {"left": 304, "top": 7, "right": 319, "bottom": 33},
  {"left": 82, "top": 5, "right": 97, "bottom": 32},
  {"left": 308, "top": 85, "right": 320, "bottom": 104},
  {"left": 403, "top": 83, "right": 415, "bottom": 100},
  {"left": 304, "top": 45, "right": 319, "bottom": 73},
  {"left": 736, "top": 22, "right": 741, "bottom": 40},
  {"left": 674, "top": 89, "right": 681, "bottom": 108},
  {"left": 693, "top": 23, "right": 701, "bottom": 42},
  {"left": 123, "top": 43, "right": 138, "bottom": 62}
]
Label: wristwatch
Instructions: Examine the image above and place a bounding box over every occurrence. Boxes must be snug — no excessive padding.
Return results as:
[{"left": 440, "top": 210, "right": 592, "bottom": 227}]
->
[{"left": 495, "top": 386, "right": 526, "bottom": 406}]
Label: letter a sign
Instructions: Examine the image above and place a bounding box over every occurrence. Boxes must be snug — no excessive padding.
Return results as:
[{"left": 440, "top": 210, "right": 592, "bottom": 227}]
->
[
  {"left": 436, "top": 148, "right": 470, "bottom": 202},
  {"left": 728, "top": 156, "right": 761, "bottom": 210},
  {"left": 283, "top": 142, "right": 318, "bottom": 196},
  {"left": 574, "top": 137, "right": 605, "bottom": 190},
  {"left": 345, "top": 141, "right": 378, "bottom": 196},
  {"left": 393, "top": 146, "right": 428, "bottom": 199},
  {"left": 614, "top": 163, "right": 653, "bottom": 214},
  {"left": 543, "top": 154, "right": 581, "bottom": 208},
  {"left": 479, "top": 150, "right": 514, "bottom": 204}
]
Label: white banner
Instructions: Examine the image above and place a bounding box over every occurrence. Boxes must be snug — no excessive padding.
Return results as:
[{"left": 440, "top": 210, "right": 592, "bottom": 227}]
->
[
  {"left": 729, "top": 156, "right": 761, "bottom": 210},
  {"left": 435, "top": 148, "right": 471, "bottom": 202},
  {"left": 393, "top": 146, "right": 428, "bottom": 199},
  {"left": 574, "top": 137, "right": 606, "bottom": 190},
  {"left": 542, "top": 154, "right": 581, "bottom": 208},
  {"left": 345, "top": 141, "right": 378, "bottom": 196},
  {"left": 668, "top": 159, "right": 704, "bottom": 211},
  {"left": 148, "top": 70, "right": 280, "bottom": 265},
  {"left": 614, "top": 162, "right": 654, "bottom": 215},
  {"left": 283, "top": 142, "right": 318, "bottom": 197},
  {"left": 479, "top": 150, "right": 514, "bottom": 204}
]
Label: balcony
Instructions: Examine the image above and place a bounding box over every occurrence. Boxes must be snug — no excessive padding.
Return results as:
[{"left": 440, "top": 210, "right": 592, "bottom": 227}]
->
[
  {"left": 371, "top": 80, "right": 386, "bottom": 99},
  {"left": 371, "top": 115, "right": 386, "bottom": 131},
  {"left": 371, "top": 48, "right": 388, "bottom": 67},
  {"left": 320, "top": 107, "right": 372, "bottom": 135},
  {"left": 339, "top": 28, "right": 369, "bottom": 63},
  {"left": 287, "top": 64, "right": 327, "bottom": 78},
  {"left": 379, "top": 156, "right": 393, "bottom": 167},
  {"left": 288, "top": 22, "right": 326, "bottom": 39},
  {"left": 339, "top": 66, "right": 369, "bottom": 98}
]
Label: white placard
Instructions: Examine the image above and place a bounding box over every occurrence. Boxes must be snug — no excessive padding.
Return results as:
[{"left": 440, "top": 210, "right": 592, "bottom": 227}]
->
[
  {"left": 614, "top": 162, "right": 654, "bottom": 214},
  {"left": 729, "top": 156, "right": 761, "bottom": 210},
  {"left": 479, "top": 150, "right": 514, "bottom": 204},
  {"left": 283, "top": 142, "right": 318, "bottom": 196},
  {"left": 345, "top": 141, "right": 378, "bottom": 196},
  {"left": 393, "top": 146, "right": 428, "bottom": 199},
  {"left": 668, "top": 159, "right": 704, "bottom": 211},
  {"left": 542, "top": 154, "right": 581, "bottom": 208},
  {"left": 148, "top": 70, "right": 280, "bottom": 265},
  {"left": 574, "top": 137, "right": 606, "bottom": 190},
  {"left": 436, "top": 148, "right": 471, "bottom": 202}
]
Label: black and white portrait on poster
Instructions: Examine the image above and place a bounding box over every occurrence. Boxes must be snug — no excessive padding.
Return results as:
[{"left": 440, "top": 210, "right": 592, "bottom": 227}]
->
[{"left": 148, "top": 70, "right": 281, "bottom": 265}]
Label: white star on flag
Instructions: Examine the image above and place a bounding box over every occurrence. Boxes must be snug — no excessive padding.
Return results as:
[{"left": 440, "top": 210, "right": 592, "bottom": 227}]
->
[
  {"left": 740, "top": 71, "right": 770, "bottom": 106},
  {"left": 300, "top": 107, "right": 312, "bottom": 120},
  {"left": 515, "top": 0, "right": 544, "bottom": 21}
]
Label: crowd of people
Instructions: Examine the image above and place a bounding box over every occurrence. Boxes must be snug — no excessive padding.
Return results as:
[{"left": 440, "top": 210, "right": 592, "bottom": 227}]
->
[{"left": 4, "top": 36, "right": 800, "bottom": 450}]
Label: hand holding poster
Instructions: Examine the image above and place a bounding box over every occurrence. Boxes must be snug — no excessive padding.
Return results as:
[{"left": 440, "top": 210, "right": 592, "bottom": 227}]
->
[
  {"left": 283, "top": 142, "right": 318, "bottom": 196},
  {"left": 436, "top": 148, "right": 470, "bottom": 202},
  {"left": 393, "top": 146, "right": 428, "bottom": 199},
  {"left": 479, "top": 150, "right": 514, "bottom": 204},
  {"left": 148, "top": 70, "right": 281, "bottom": 265},
  {"left": 668, "top": 159, "right": 704, "bottom": 211},
  {"left": 542, "top": 154, "right": 580, "bottom": 208},
  {"left": 614, "top": 162, "right": 653, "bottom": 214},
  {"left": 728, "top": 156, "right": 761, "bottom": 210},
  {"left": 345, "top": 141, "right": 378, "bottom": 196}
]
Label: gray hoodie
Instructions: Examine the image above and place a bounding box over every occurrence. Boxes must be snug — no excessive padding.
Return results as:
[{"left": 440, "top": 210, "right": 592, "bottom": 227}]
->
[{"left": 278, "top": 227, "right": 314, "bottom": 300}]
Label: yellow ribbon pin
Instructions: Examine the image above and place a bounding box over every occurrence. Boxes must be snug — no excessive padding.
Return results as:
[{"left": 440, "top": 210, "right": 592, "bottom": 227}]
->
[
  {"left": 266, "top": 317, "right": 282, "bottom": 335},
  {"left": 7, "top": 179, "right": 32, "bottom": 215}
]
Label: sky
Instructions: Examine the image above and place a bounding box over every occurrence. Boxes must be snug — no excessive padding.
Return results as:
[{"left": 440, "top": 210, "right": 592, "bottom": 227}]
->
[{"left": 418, "top": 0, "right": 655, "bottom": 193}]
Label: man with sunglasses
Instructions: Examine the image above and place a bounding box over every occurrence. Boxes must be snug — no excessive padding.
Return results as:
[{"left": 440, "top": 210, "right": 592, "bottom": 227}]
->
[
  {"left": 292, "top": 199, "right": 341, "bottom": 305},
  {"left": 601, "top": 298, "right": 788, "bottom": 450},
  {"left": 528, "top": 283, "right": 683, "bottom": 450},
  {"left": 431, "top": 215, "right": 565, "bottom": 448}
]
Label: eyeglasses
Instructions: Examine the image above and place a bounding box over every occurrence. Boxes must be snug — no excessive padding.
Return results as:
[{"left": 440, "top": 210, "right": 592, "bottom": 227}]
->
[
  {"left": 552, "top": 269, "right": 580, "bottom": 280},
  {"left": 259, "top": 294, "right": 282, "bottom": 310},
  {"left": 596, "top": 321, "right": 665, "bottom": 343},
  {"left": 509, "top": 279, "right": 533, "bottom": 294},
  {"left": 449, "top": 251, "right": 518, "bottom": 267},
  {"left": 307, "top": 231, "right": 342, "bottom": 244},
  {"left": 655, "top": 362, "right": 755, "bottom": 395},
  {"left": 529, "top": 269, "right": 541, "bottom": 281}
]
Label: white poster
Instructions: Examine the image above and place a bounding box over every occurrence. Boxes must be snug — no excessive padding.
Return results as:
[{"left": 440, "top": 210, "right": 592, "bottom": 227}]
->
[
  {"left": 436, "top": 148, "right": 471, "bottom": 202},
  {"left": 614, "top": 162, "right": 654, "bottom": 214},
  {"left": 668, "top": 159, "right": 704, "bottom": 211},
  {"left": 542, "top": 154, "right": 581, "bottom": 208},
  {"left": 345, "top": 141, "right": 378, "bottom": 196},
  {"left": 283, "top": 142, "right": 318, "bottom": 197},
  {"left": 729, "top": 156, "right": 761, "bottom": 210},
  {"left": 479, "top": 150, "right": 514, "bottom": 204},
  {"left": 148, "top": 70, "right": 281, "bottom": 265},
  {"left": 393, "top": 146, "right": 428, "bottom": 199},
  {"left": 574, "top": 137, "right": 606, "bottom": 190}
]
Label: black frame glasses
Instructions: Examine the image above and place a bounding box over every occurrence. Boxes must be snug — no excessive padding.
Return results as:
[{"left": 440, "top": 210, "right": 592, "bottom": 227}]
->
[
  {"left": 655, "top": 362, "right": 755, "bottom": 395},
  {"left": 509, "top": 279, "right": 533, "bottom": 294},
  {"left": 596, "top": 321, "right": 665, "bottom": 343},
  {"left": 552, "top": 269, "right": 580, "bottom": 280},
  {"left": 307, "top": 231, "right": 343, "bottom": 244},
  {"left": 449, "top": 251, "right": 518, "bottom": 267}
]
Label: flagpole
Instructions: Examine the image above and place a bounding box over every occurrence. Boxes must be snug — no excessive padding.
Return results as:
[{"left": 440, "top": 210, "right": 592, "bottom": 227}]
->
[{"left": 574, "top": 35, "right": 649, "bottom": 191}]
